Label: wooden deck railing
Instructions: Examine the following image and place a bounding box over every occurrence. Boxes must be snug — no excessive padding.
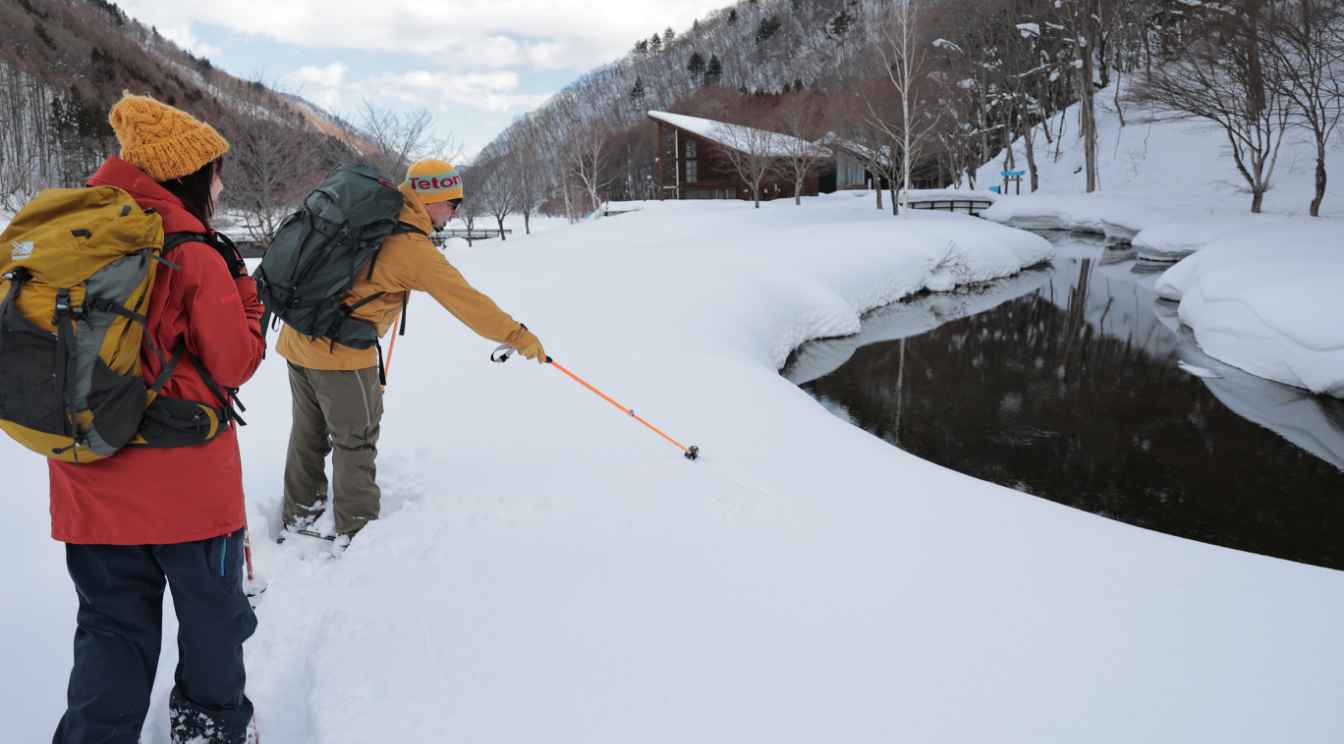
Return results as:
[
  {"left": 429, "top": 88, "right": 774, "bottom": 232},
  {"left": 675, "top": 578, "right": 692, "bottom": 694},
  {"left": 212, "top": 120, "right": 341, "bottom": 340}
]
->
[{"left": 908, "top": 199, "right": 995, "bottom": 216}]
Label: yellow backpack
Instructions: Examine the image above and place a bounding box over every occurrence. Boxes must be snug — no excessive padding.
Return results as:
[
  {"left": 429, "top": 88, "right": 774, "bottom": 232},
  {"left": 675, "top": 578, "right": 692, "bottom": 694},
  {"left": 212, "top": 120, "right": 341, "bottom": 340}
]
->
[{"left": 0, "top": 186, "right": 235, "bottom": 463}]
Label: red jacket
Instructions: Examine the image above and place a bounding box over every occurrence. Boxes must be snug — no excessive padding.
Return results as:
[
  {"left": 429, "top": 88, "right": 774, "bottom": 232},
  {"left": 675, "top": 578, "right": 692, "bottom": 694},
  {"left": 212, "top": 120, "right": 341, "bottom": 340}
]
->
[{"left": 48, "top": 157, "right": 266, "bottom": 545}]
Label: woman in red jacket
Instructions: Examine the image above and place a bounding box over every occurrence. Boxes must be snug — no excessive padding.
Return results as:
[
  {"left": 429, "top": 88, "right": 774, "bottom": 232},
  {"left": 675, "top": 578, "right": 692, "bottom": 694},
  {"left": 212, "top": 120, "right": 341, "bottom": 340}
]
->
[{"left": 49, "top": 93, "right": 265, "bottom": 743}]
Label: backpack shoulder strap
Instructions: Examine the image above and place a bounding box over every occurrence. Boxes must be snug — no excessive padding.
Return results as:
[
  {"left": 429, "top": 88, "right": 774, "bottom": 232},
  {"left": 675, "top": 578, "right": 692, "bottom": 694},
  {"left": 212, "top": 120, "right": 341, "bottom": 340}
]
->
[
  {"left": 163, "top": 231, "right": 212, "bottom": 252},
  {"left": 364, "top": 222, "right": 428, "bottom": 281}
]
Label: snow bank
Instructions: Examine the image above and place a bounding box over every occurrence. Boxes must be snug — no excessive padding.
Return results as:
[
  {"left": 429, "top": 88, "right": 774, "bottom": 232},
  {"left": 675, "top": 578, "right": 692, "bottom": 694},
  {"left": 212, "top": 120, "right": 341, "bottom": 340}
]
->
[
  {"left": 1155, "top": 221, "right": 1344, "bottom": 397},
  {"left": 5, "top": 196, "right": 1343, "bottom": 743},
  {"left": 977, "top": 81, "right": 1344, "bottom": 258}
]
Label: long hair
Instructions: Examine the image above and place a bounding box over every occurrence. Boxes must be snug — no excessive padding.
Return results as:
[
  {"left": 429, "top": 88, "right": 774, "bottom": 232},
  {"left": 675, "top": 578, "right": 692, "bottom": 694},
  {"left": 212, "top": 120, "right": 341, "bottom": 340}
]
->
[{"left": 159, "top": 158, "right": 222, "bottom": 229}]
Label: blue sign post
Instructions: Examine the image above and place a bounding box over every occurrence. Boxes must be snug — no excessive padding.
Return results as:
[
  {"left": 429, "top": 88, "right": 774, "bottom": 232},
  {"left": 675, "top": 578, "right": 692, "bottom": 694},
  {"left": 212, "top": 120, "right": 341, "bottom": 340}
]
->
[{"left": 1001, "top": 169, "right": 1026, "bottom": 196}]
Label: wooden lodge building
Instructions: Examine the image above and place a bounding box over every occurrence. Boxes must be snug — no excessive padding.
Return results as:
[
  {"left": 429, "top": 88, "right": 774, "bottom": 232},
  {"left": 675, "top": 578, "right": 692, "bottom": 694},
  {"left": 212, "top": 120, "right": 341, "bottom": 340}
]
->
[
  {"left": 649, "top": 110, "right": 829, "bottom": 201},
  {"left": 648, "top": 110, "right": 945, "bottom": 202}
]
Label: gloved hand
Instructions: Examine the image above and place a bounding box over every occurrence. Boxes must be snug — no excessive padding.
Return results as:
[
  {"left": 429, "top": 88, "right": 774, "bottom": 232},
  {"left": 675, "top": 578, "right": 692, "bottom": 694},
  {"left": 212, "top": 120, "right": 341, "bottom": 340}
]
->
[
  {"left": 209, "top": 233, "right": 249, "bottom": 278},
  {"left": 513, "top": 325, "right": 547, "bottom": 364}
]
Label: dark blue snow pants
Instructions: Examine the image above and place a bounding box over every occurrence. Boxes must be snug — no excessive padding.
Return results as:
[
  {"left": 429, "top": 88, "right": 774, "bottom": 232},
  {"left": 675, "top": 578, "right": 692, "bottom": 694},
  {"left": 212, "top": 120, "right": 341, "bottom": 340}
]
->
[{"left": 52, "top": 528, "right": 257, "bottom": 744}]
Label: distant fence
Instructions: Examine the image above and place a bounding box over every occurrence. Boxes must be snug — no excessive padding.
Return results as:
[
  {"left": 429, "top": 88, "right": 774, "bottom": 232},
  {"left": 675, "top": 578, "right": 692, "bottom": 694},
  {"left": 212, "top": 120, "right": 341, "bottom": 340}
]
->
[
  {"left": 908, "top": 198, "right": 995, "bottom": 217},
  {"left": 434, "top": 228, "right": 512, "bottom": 243}
]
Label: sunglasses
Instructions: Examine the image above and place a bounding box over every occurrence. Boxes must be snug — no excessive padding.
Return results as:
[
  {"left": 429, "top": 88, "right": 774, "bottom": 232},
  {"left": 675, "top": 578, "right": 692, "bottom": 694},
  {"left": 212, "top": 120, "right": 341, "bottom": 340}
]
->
[{"left": 448, "top": 198, "right": 463, "bottom": 209}]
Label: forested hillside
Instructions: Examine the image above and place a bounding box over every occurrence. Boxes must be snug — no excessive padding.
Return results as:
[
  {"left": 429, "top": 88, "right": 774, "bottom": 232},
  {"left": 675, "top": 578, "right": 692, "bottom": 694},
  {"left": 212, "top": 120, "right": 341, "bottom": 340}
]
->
[
  {"left": 0, "top": 0, "right": 370, "bottom": 239},
  {"left": 470, "top": 0, "right": 1343, "bottom": 224}
]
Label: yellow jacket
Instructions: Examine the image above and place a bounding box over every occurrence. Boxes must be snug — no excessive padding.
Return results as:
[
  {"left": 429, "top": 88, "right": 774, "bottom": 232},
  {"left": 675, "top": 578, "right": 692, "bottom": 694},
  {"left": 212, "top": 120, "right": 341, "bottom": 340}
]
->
[{"left": 277, "top": 184, "right": 532, "bottom": 371}]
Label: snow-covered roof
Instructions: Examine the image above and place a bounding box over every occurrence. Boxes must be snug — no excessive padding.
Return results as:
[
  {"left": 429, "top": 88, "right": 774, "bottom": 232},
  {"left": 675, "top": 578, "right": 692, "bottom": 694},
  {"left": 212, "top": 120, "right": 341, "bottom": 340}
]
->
[
  {"left": 818, "top": 132, "right": 894, "bottom": 168},
  {"left": 648, "top": 110, "right": 828, "bottom": 158}
]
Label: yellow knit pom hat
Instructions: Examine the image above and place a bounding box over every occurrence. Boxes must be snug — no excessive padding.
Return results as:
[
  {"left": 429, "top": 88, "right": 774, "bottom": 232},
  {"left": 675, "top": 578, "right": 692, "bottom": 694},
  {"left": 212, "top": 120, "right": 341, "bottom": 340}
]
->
[
  {"left": 403, "top": 159, "right": 464, "bottom": 204},
  {"left": 108, "top": 91, "right": 230, "bottom": 182}
]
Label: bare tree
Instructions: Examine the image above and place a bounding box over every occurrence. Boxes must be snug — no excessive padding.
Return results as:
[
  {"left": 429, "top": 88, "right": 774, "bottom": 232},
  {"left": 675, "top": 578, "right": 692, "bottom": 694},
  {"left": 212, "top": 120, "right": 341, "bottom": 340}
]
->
[
  {"left": 1055, "top": 0, "right": 1104, "bottom": 192},
  {"left": 358, "top": 102, "right": 460, "bottom": 181},
  {"left": 1004, "top": 12, "right": 1054, "bottom": 193},
  {"left": 506, "top": 115, "right": 546, "bottom": 233},
  {"left": 456, "top": 164, "right": 488, "bottom": 247},
  {"left": 567, "top": 119, "right": 614, "bottom": 216},
  {"left": 838, "top": 85, "right": 888, "bottom": 208},
  {"left": 855, "top": 112, "right": 905, "bottom": 214},
  {"left": 713, "top": 121, "right": 783, "bottom": 208},
  {"left": 1265, "top": 0, "right": 1344, "bottom": 216},
  {"left": 773, "top": 100, "right": 830, "bottom": 205},
  {"left": 872, "top": 0, "right": 939, "bottom": 214},
  {"left": 226, "top": 119, "right": 326, "bottom": 246},
  {"left": 1134, "top": 2, "right": 1292, "bottom": 213},
  {"left": 475, "top": 158, "right": 519, "bottom": 241}
]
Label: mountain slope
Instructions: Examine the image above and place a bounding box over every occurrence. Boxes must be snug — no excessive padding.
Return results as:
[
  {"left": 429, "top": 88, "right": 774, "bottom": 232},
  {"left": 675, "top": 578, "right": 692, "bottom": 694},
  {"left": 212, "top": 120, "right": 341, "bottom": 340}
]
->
[{"left": 0, "top": 0, "right": 366, "bottom": 207}]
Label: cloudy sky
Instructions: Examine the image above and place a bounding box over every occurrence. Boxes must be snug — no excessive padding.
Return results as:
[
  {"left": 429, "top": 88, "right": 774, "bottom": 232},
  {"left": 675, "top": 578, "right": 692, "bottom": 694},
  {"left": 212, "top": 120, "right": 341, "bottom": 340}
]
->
[{"left": 119, "top": 1, "right": 726, "bottom": 160}]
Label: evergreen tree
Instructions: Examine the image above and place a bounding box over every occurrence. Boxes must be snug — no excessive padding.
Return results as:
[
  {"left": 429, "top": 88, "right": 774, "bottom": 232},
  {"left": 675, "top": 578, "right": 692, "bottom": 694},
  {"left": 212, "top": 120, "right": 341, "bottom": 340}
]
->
[
  {"left": 756, "top": 16, "right": 782, "bottom": 45},
  {"left": 728, "top": 9, "right": 738, "bottom": 24},
  {"left": 630, "top": 77, "right": 646, "bottom": 102},
  {"left": 705, "top": 55, "right": 724, "bottom": 86},
  {"left": 782, "top": 81, "right": 792, "bottom": 94},
  {"left": 633, "top": 39, "right": 649, "bottom": 55},
  {"left": 794, "top": 77, "right": 804, "bottom": 91},
  {"left": 829, "top": 10, "right": 854, "bottom": 38},
  {"left": 687, "top": 51, "right": 706, "bottom": 78},
  {"left": 649, "top": 33, "right": 662, "bottom": 53},
  {"left": 663, "top": 27, "right": 676, "bottom": 45}
]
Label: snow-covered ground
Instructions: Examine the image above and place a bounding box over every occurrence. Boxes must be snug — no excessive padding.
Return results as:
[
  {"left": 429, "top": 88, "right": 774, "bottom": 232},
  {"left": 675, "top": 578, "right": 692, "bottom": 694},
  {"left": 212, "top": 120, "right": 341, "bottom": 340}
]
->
[
  {"left": 5, "top": 195, "right": 1344, "bottom": 743},
  {"left": 976, "top": 81, "right": 1344, "bottom": 245},
  {"left": 973, "top": 82, "right": 1344, "bottom": 398}
]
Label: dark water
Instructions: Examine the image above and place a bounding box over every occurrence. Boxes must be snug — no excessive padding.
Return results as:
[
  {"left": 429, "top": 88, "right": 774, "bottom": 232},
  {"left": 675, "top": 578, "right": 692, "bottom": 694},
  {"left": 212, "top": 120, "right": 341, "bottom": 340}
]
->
[{"left": 787, "top": 234, "right": 1344, "bottom": 571}]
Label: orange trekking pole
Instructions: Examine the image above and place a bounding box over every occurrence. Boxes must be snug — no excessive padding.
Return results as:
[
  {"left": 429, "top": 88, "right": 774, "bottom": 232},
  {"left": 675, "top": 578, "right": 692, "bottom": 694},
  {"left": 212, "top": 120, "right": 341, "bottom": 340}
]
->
[
  {"left": 381, "top": 293, "right": 410, "bottom": 388},
  {"left": 492, "top": 345, "right": 700, "bottom": 461}
]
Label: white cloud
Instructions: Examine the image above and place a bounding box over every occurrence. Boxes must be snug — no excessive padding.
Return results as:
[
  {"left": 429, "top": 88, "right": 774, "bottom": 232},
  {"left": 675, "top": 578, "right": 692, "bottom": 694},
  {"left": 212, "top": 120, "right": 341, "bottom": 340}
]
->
[
  {"left": 157, "top": 23, "right": 223, "bottom": 60},
  {"left": 120, "top": 0, "right": 726, "bottom": 71},
  {"left": 285, "top": 65, "right": 551, "bottom": 117},
  {"left": 292, "top": 62, "right": 347, "bottom": 88},
  {"left": 120, "top": 0, "right": 716, "bottom": 154}
]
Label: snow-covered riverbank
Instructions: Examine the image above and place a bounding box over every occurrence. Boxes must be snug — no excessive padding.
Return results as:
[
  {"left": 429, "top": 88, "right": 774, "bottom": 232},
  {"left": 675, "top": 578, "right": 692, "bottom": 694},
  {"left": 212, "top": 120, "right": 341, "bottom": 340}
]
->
[{"left": 972, "top": 81, "right": 1344, "bottom": 398}]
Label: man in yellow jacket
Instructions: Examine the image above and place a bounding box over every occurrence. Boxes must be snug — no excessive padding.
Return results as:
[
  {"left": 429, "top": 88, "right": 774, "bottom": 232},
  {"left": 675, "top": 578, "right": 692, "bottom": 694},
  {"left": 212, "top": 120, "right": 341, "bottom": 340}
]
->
[{"left": 277, "top": 159, "right": 545, "bottom": 540}]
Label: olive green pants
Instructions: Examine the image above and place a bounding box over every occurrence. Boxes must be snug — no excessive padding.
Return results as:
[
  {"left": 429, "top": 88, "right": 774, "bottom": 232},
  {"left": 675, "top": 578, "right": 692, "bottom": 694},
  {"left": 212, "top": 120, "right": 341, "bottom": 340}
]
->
[{"left": 283, "top": 363, "right": 383, "bottom": 536}]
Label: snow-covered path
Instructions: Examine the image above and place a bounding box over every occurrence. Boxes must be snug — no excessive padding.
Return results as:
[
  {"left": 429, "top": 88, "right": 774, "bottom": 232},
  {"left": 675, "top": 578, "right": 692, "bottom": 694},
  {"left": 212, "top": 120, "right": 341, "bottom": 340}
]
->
[{"left": 6, "top": 196, "right": 1342, "bottom": 742}]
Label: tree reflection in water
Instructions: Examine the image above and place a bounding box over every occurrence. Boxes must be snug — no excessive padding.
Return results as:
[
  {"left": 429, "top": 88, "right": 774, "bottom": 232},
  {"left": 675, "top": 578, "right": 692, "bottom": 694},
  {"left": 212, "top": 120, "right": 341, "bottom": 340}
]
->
[{"left": 804, "top": 258, "right": 1344, "bottom": 571}]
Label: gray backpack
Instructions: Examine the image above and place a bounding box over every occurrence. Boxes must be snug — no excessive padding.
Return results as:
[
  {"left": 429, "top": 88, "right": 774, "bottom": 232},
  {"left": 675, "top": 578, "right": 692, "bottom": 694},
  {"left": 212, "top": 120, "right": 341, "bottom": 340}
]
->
[{"left": 254, "top": 165, "right": 424, "bottom": 382}]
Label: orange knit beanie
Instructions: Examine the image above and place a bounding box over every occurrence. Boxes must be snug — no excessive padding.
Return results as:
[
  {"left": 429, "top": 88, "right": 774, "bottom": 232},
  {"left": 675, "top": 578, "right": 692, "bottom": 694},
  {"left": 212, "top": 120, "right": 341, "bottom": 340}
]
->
[{"left": 108, "top": 91, "right": 230, "bottom": 181}]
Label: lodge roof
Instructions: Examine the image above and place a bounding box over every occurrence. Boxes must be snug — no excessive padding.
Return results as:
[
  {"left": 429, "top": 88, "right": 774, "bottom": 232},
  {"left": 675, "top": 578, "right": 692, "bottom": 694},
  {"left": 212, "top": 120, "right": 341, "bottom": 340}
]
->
[{"left": 648, "top": 110, "right": 829, "bottom": 158}]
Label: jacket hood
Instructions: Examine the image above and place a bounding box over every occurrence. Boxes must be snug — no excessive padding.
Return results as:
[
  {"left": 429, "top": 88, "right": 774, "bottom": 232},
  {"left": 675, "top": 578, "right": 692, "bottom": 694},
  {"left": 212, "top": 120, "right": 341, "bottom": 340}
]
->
[
  {"left": 86, "top": 156, "right": 204, "bottom": 232},
  {"left": 398, "top": 183, "right": 434, "bottom": 234}
]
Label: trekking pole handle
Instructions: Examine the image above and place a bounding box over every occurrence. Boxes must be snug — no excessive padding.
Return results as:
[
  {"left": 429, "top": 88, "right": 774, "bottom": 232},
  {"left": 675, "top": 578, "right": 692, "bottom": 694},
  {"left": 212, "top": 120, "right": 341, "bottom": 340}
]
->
[{"left": 491, "top": 346, "right": 554, "bottom": 365}]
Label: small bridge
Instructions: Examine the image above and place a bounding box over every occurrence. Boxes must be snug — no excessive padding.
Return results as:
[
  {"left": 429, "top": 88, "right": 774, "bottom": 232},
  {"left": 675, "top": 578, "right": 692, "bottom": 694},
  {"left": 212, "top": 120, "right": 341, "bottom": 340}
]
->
[{"left": 907, "top": 197, "right": 995, "bottom": 217}]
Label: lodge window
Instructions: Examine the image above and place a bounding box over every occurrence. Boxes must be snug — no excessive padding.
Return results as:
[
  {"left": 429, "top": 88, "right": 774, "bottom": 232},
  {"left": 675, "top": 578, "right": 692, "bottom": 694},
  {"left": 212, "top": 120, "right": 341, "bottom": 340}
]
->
[{"left": 685, "top": 139, "right": 698, "bottom": 183}]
